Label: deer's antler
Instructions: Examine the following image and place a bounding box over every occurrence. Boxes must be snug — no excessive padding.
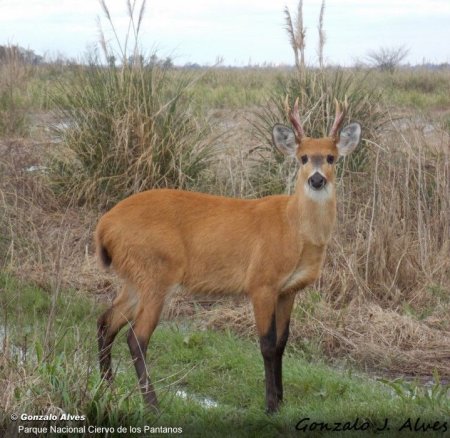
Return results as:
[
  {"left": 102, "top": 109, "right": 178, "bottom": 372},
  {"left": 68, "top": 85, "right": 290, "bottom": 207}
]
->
[
  {"left": 285, "top": 95, "right": 304, "bottom": 141},
  {"left": 329, "top": 96, "right": 348, "bottom": 139}
]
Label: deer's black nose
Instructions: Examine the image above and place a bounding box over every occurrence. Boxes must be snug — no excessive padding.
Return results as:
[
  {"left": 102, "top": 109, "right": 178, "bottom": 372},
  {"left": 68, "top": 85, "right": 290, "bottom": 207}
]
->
[{"left": 308, "top": 172, "right": 326, "bottom": 190}]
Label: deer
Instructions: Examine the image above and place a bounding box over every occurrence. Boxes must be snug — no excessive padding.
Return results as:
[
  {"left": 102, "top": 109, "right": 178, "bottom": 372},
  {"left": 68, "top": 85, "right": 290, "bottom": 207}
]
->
[{"left": 95, "top": 97, "right": 361, "bottom": 413}]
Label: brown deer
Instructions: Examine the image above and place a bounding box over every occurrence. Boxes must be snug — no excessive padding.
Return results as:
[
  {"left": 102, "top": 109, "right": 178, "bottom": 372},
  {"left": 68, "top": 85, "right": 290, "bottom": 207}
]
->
[{"left": 95, "top": 98, "right": 361, "bottom": 413}]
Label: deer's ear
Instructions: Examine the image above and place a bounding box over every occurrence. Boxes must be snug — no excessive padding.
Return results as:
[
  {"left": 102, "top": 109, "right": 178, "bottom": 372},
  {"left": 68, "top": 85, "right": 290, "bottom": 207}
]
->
[
  {"left": 337, "top": 123, "right": 361, "bottom": 157},
  {"left": 272, "top": 124, "right": 298, "bottom": 157}
]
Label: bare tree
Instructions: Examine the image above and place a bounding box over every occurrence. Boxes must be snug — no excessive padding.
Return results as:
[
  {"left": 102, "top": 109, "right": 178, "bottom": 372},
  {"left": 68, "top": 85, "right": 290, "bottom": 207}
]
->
[
  {"left": 284, "top": 0, "right": 306, "bottom": 72},
  {"left": 367, "top": 45, "right": 409, "bottom": 73},
  {"left": 317, "top": 0, "right": 326, "bottom": 69}
]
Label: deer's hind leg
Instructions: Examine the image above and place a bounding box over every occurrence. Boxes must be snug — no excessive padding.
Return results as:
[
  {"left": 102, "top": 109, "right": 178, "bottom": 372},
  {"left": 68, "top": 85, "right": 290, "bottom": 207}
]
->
[
  {"left": 97, "top": 283, "right": 138, "bottom": 382},
  {"left": 126, "top": 293, "right": 166, "bottom": 409},
  {"left": 126, "top": 256, "right": 183, "bottom": 409}
]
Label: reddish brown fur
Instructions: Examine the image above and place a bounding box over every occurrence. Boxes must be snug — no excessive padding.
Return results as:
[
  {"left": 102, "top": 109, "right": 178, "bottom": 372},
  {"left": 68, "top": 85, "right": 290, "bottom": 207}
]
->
[{"left": 95, "top": 131, "right": 349, "bottom": 413}]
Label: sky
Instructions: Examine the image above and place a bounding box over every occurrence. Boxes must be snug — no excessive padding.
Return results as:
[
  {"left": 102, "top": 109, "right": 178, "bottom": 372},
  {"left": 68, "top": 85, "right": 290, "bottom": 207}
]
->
[{"left": 0, "top": 0, "right": 449, "bottom": 66}]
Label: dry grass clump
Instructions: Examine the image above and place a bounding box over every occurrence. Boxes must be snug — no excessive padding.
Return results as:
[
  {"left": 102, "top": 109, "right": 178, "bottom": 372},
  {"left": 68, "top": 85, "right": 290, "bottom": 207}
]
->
[
  {"left": 49, "top": 63, "right": 214, "bottom": 208},
  {"left": 326, "top": 115, "right": 449, "bottom": 306},
  {"left": 195, "top": 298, "right": 256, "bottom": 338},
  {"left": 0, "top": 139, "right": 109, "bottom": 296},
  {"left": 317, "top": 115, "right": 449, "bottom": 374},
  {"left": 47, "top": 0, "right": 215, "bottom": 208},
  {"left": 345, "top": 304, "right": 450, "bottom": 376}
]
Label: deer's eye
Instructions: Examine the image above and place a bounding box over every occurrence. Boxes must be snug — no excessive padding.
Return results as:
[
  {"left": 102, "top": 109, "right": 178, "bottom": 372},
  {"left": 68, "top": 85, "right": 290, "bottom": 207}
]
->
[
  {"left": 301, "top": 155, "right": 308, "bottom": 164},
  {"left": 327, "top": 155, "right": 335, "bottom": 164}
]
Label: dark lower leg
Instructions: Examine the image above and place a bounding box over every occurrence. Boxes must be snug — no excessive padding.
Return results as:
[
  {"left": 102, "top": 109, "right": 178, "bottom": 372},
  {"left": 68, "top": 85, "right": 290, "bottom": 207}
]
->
[
  {"left": 274, "top": 321, "right": 290, "bottom": 403},
  {"left": 260, "top": 314, "right": 278, "bottom": 413},
  {"left": 127, "top": 327, "right": 158, "bottom": 408}
]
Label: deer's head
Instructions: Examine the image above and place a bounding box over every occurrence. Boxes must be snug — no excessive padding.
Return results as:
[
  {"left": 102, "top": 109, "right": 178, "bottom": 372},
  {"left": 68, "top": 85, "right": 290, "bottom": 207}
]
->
[{"left": 272, "top": 97, "right": 361, "bottom": 202}]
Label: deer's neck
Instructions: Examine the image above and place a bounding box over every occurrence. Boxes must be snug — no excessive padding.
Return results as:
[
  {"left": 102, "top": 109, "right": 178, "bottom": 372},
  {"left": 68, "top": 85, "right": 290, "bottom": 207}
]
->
[{"left": 287, "top": 182, "right": 336, "bottom": 247}]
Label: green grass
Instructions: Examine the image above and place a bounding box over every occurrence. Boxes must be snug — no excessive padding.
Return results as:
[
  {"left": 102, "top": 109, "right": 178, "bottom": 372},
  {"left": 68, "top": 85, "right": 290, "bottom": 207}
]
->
[
  {"left": 1, "top": 272, "right": 450, "bottom": 437},
  {"left": 365, "top": 68, "right": 450, "bottom": 111},
  {"left": 187, "top": 68, "right": 285, "bottom": 111}
]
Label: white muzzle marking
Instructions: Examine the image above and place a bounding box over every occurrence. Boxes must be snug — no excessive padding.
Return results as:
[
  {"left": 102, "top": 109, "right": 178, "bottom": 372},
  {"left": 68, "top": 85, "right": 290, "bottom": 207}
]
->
[{"left": 304, "top": 180, "right": 333, "bottom": 203}]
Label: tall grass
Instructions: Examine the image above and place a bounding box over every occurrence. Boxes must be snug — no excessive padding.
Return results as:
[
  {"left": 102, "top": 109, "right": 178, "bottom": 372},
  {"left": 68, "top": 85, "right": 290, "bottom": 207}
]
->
[
  {"left": 329, "top": 118, "right": 450, "bottom": 306},
  {"left": 50, "top": 61, "right": 213, "bottom": 207},
  {"left": 0, "top": 46, "right": 31, "bottom": 136},
  {"left": 49, "top": 1, "right": 214, "bottom": 207}
]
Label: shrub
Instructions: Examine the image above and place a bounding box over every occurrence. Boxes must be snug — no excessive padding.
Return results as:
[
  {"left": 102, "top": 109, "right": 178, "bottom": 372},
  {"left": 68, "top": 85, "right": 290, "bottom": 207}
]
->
[
  {"left": 48, "top": 1, "right": 213, "bottom": 207},
  {"left": 366, "top": 45, "right": 409, "bottom": 73},
  {"left": 50, "top": 60, "right": 213, "bottom": 207}
]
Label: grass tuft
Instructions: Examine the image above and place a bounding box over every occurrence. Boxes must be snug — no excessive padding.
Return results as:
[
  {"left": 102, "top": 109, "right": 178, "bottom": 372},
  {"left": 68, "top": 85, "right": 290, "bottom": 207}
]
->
[
  {"left": 48, "top": 1, "right": 214, "bottom": 207},
  {"left": 49, "top": 59, "right": 213, "bottom": 207}
]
